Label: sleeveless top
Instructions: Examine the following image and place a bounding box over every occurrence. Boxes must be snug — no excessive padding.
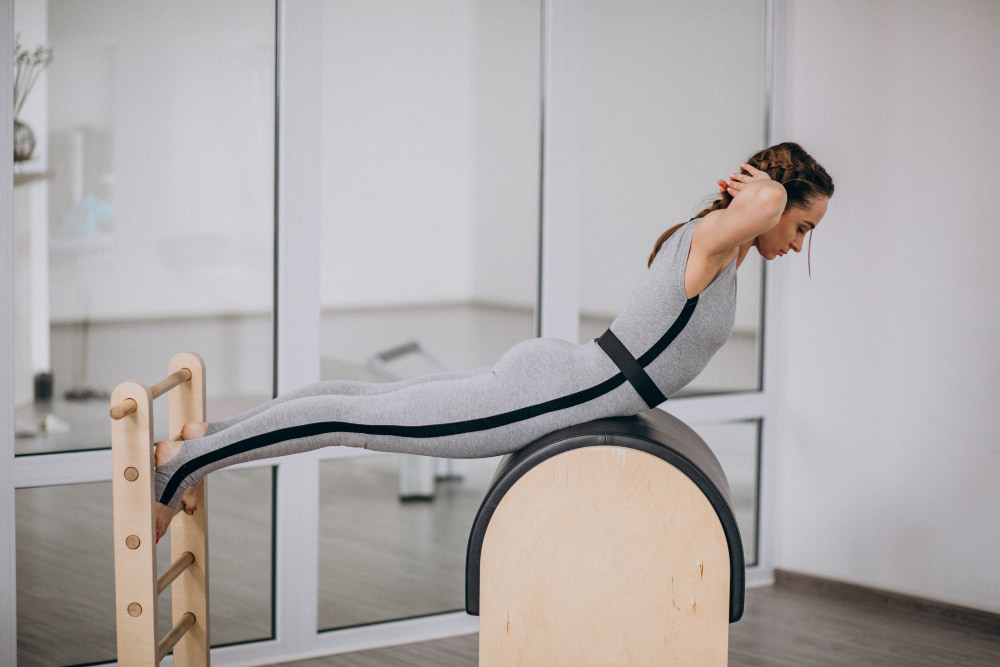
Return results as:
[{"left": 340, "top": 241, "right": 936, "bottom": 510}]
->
[{"left": 604, "top": 219, "right": 737, "bottom": 399}]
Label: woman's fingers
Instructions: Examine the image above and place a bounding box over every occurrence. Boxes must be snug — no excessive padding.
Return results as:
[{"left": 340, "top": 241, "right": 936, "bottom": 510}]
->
[
  {"left": 720, "top": 163, "right": 771, "bottom": 197},
  {"left": 741, "top": 163, "right": 771, "bottom": 179}
]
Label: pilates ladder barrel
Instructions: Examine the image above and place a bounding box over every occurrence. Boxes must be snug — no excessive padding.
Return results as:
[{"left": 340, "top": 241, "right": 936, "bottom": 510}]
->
[
  {"left": 466, "top": 410, "right": 745, "bottom": 666},
  {"left": 110, "top": 352, "right": 210, "bottom": 666}
]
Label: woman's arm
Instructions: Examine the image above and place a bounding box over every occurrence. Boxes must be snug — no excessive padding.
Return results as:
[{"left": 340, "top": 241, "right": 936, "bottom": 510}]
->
[{"left": 694, "top": 164, "right": 786, "bottom": 259}]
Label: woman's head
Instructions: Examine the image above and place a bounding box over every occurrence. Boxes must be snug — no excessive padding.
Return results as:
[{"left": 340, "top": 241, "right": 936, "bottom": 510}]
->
[
  {"left": 696, "top": 142, "right": 835, "bottom": 219},
  {"left": 649, "top": 142, "right": 834, "bottom": 267}
]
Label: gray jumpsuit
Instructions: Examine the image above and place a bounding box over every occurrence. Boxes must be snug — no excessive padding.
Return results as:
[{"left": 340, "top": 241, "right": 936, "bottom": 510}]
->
[{"left": 156, "top": 220, "right": 737, "bottom": 508}]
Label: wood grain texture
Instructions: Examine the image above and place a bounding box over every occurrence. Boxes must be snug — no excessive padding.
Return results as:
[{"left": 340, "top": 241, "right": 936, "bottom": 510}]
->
[
  {"left": 109, "top": 353, "right": 209, "bottom": 666},
  {"left": 167, "top": 352, "right": 210, "bottom": 666},
  {"left": 478, "top": 446, "right": 730, "bottom": 666},
  {"left": 110, "top": 380, "right": 159, "bottom": 666}
]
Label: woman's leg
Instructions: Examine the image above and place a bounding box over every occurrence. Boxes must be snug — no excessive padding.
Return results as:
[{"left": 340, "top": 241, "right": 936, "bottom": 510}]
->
[
  {"left": 155, "top": 337, "right": 637, "bottom": 513},
  {"left": 203, "top": 368, "right": 489, "bottom": 435}
]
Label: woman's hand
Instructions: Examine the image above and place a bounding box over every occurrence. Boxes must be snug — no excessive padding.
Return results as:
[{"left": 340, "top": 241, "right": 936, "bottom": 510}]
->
[
  {"left": 697, "top": 164, "right": 786, "bottom": 258},
  {"left": 717, "top": 164, "right": 772, "bottom": 197}
]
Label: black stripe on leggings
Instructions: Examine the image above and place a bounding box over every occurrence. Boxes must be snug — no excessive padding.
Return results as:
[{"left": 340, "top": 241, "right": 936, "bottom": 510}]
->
[
  {"left": 159, "top": 296, "right": 700, "bottom": 506},
  {"left": 160, "top": 375, "right": 628, "bottom": 504}
]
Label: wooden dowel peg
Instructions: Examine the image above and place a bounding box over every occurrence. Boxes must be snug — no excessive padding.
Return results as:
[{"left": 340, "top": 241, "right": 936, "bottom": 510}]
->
[
  {"left": 157, "top": 551, "right": 195, "bottom": 596},
  {"left": 109, "top": 398, "right": 138, "bottom": 420},
  {"left": 157, "top": 612, "right": 196, "bottom": 663}
]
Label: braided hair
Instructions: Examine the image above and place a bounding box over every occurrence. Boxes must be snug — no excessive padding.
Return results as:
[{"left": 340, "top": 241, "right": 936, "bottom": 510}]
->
[{"left": 648, "top": 142, "right": 834, "bottom": 267}]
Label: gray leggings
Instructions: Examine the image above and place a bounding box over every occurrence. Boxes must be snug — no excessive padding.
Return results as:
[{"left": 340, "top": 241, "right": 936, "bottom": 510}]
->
[{"left": 155, "top": 337, "right": 644, "bottom": 508}]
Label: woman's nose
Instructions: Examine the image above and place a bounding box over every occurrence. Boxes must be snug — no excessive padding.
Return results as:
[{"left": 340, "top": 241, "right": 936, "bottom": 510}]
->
[{"left": 790, "top": 238, "right": 803, "bottom": 252}]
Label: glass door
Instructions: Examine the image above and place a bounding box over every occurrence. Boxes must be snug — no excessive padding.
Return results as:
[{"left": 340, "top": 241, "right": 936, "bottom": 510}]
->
[
  {"left": 3, "top": 2, "right": 778, "bottom": 664},
  {"left": 11, "top": 1, "right": 277, "bottom": 663},
  {"left": 314, "top": 0, "right": 542, "bottom": 630}
]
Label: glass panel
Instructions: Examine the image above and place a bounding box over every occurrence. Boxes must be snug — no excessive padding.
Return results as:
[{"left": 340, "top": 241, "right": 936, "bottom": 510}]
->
[
  {"left": 318, "top": 454, "right": 500, "bottom": 628},
  {"left": 13, "top": 0, "right": 275, "bottom": 455},
  {"left": 317, "top": 0, "right": 541, "bottom": 629},
  {"left": 578, "top": 0, "right": 767, "bottom": 395},
  {"left": 689, "top": 419, "right": 761, "bottom": 565},
  {"left": 15, "top": 468, "right": 274, "bottom": 665}
]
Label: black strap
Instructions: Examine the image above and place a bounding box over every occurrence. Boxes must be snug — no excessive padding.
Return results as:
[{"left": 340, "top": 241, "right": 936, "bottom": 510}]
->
[{"left": 596, "top": 329, "right": 667, "bottom": 408}]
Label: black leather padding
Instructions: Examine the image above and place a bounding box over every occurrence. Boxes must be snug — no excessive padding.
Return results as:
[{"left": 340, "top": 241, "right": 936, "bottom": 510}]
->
[{"left": 465, "top": 409, "right": 746, "bottom": 623}]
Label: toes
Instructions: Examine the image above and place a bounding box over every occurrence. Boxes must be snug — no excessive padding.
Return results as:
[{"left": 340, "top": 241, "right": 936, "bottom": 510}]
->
[
  {"left": 155, "top": 502, "right": 179, "bottom": 542},
  {"left": 181, "top": 487, "right": 199, "bottom": 515}
]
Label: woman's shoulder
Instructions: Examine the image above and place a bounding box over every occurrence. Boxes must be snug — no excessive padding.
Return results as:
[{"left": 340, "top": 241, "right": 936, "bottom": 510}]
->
[{"left": 685, "top": 212, "right": 739, "bottom": 298}]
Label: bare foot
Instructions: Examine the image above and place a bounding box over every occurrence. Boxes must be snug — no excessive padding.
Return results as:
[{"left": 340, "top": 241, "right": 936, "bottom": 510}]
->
[
  {"left": 154, "top": 437, "right": 200, "bottom": 542},
  {"left": 181, "top": 421, "right": 207, "bottom": 440}
]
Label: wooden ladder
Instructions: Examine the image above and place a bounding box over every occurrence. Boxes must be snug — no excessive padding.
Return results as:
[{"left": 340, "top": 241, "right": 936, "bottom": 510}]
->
[{"left": 109, "top": 352, "right": 210, "bottom": 666}]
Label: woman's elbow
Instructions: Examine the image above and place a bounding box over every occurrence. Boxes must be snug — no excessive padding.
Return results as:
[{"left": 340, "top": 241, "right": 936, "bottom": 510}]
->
[{"left": 757, "top": 180, "right": 787, "bottom": 216}]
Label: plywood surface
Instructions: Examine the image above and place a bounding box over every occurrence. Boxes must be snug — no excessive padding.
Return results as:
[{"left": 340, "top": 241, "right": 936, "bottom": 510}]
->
[{"left": 479, "top": 445, "right": 730, "bottom": 665}]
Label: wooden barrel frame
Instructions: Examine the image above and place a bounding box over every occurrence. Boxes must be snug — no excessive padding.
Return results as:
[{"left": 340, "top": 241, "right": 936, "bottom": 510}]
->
[
  {"left": 110, "top": 352, "right": 210, "bottom": 666},
  {"left": 466, "top": 410, "right": 745, "bottom": 665}
]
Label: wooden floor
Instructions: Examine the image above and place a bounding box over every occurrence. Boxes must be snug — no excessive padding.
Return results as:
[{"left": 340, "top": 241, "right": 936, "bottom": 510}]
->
[{"left": 281, "top": 574, "right": 1000, "bottom": 667}]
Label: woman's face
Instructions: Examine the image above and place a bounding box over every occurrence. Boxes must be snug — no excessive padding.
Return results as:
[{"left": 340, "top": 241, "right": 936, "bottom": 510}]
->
[{"left": 754, "top": 196, "right": 829, "bottom": 260}]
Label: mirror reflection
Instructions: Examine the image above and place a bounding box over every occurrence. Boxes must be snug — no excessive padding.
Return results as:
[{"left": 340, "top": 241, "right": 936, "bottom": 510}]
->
[
  {"left": 578, "top": 0, "right": 767, "bottom": 395},
  {"left": 690, "top": 420, "right": 762, "bottom": 565},
  {"left": 316, "top": 0, "right": 541, "bottom": 629},
  {"left": 13, "top": 0, "right": 275, "bottom": 456}
]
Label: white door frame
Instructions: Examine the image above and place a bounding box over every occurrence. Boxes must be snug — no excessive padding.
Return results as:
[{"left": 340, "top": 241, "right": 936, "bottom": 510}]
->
[{"left": 3, "top": 1, "right": 19, "bottom": 663}]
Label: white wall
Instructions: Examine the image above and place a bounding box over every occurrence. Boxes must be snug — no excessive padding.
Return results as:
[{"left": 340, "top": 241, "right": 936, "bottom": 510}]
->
[{"left": 773, "top": 0, "right": 1000, "bottom": 613}]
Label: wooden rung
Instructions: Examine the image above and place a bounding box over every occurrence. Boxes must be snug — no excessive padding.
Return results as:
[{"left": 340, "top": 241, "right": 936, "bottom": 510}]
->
[
  {"left": 109, "top": 368, "right": 192, "bottom": 420},
  {"left": 157, "top": 611, "right": 196, "bottom": 663},
  {"left": 157, "top": 551, "right": 195, "bottom": 596},
  {"left": 109, "top": 397, "right": 138, "bottom": 421},
  {"left": 150, "top": 367, "right": 193, "bottom": 400}
]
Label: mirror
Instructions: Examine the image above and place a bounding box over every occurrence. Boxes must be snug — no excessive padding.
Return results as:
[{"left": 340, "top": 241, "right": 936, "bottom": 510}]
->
[
  {"left": 577, "top": 0, "right": 768, "bottom": 395},
  {"left": 316, "top": 0, "right": 541, "bottom": 629},
  {"left": 13, "top": 0, "right": 275, "bottom": 456}
]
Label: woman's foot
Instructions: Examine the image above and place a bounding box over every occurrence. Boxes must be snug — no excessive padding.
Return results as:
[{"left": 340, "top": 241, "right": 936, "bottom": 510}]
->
[
  {"left": 181, "top": 421, "right": 207, "bottom": 440},
  {"left": 153, "top": 428, "right": 203, "bottom": 542}
]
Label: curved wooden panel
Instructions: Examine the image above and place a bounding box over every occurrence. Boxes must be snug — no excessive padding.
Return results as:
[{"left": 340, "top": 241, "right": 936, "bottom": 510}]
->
[{"left": 478, "top": 445, "right": 730, "bottom": 665}]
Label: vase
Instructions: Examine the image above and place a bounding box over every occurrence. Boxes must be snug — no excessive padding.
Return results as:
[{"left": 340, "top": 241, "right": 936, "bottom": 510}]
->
[{"left": 14, "top": 119, "right": 36, "bottom": 162}]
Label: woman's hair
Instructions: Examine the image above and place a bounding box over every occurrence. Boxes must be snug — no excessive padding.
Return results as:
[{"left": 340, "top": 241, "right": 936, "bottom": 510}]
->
[{"left": 647, "top": 142, "right": 835, "bottom": 267}]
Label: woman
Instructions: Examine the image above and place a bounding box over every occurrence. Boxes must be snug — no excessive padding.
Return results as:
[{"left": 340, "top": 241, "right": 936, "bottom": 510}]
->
[{"left": 154, "top": 141, "right": 834, "bottom": 540}]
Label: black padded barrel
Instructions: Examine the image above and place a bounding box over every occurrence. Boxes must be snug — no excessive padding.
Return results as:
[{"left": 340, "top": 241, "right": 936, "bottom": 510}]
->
[{"left": 465, "top": 409, "right": 746, "bottom": 623}]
